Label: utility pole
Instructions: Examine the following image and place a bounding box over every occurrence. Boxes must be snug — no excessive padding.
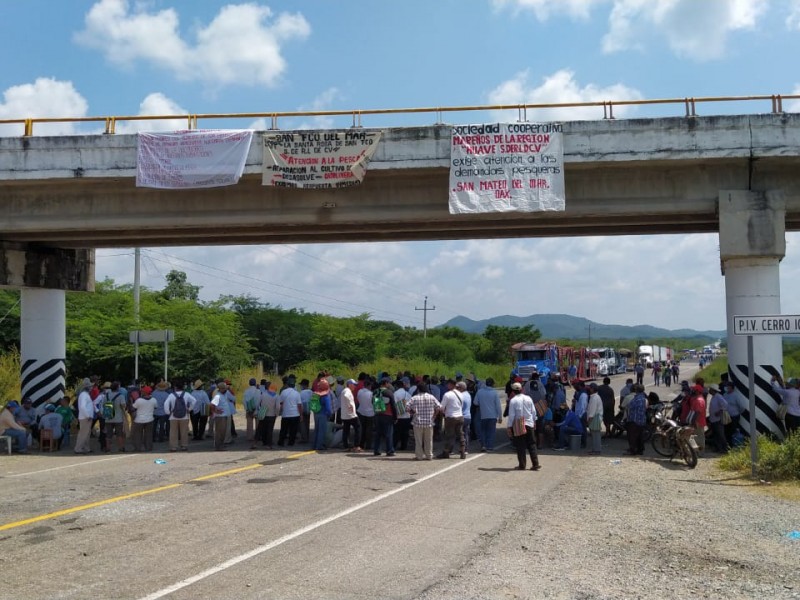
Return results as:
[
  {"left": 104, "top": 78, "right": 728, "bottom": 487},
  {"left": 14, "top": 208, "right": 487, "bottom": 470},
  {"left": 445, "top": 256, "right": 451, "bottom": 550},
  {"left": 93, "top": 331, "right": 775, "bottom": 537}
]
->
[{"left": 415, "top": 296, "right": 436, "bottom": 338}]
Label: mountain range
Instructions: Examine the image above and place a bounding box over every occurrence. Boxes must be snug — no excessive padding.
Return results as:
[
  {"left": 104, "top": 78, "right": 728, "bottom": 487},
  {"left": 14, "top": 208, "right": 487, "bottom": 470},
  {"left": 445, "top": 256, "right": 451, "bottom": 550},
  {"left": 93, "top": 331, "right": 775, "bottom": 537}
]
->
[{"left": 441, "top": 313, "right": 725, "bottom": 341}]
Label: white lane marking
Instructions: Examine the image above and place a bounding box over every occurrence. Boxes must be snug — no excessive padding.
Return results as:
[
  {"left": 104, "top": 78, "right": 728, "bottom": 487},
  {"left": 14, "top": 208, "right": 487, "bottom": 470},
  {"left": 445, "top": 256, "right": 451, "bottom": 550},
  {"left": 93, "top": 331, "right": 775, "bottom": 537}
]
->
[
  {"left": 4, "top": 454, "right": 134, "bottom": 478},
  {"left": 139, "top": 447, "right": 507, "bottom": 600}
]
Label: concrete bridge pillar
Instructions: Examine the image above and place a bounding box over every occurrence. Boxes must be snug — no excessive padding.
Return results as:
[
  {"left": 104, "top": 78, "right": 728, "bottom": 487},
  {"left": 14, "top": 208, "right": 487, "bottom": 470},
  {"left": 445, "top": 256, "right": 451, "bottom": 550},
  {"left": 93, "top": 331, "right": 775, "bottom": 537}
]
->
[
  {"left": 21, "top": 289, "right": 66, "bottom": 406},
  {"left": 720, "top": 190, "right": 785, "bottom": 439},
  {"left": 0, "top": 243, "right": 94, "bottom": 408}
]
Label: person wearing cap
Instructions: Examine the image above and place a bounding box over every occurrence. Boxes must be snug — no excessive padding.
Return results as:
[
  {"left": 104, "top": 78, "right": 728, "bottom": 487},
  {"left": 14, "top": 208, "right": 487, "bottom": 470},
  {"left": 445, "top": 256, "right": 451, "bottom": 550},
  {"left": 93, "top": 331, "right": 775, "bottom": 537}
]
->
[
  {"left": 103, "top": 382, "right": 128, "bottom": 453},
  {"left": 373, "top": 378, "right": 397, "bottom": 457},
  {"left": 681, "top": 384, "right": 707, "bottom": 454},
  {"left": 707, "top": 385, "right": 729, "bottom": 453},
  {"left": 771, "top": 374, "right": 800, "bottom": 434},
  {"left": 190, "top": 380, "right": 210, "bottom": 441},
  {"left": 438, "top": 379, "right": 466, "bottom": 460},
  {"left": 210, "top": 382, "right": 235, "bottom": 451},
  {"left": 38, "top": 403, "right": 63, "bottom": 447},
  {"left": 586, "top": 382, "right": 604, "bottom": 455},
  {"left": 75, "top": 378, "right": 95, "bottom": 454},
  {"left": 506, "top": 382, "right": 541, "bottom": 471},
  {"left": 164, "top": 380, "right": 196, "bottom": 452},
  {"left": 393, "top": 377, "right": 413, "bottom": 452},
  {"left": 311, "top": 378, "right": 333, "bottom": 451},
  {"left": 243, "top": 378, "right": 261, "bottom": 443},
  {"left": 16, "top": 397, "right": 37, "bottom": 433},
  {"left": 131, "top": 386, "right": 157, "bottom": 452},
  {"left": 1, "top": 401, "right": 28, "bottom": 453},
  {"left": 339, "top": 379, "right": 361, "bottom": 451},
  {"left": 474, "top": 378, "right": 502, "bottom": 452}
]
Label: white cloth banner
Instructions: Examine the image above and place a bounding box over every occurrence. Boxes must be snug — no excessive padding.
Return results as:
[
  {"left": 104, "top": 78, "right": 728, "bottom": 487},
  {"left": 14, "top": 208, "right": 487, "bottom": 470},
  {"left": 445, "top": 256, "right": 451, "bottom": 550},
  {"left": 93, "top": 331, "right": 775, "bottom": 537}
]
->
[
  {"left": 448, "top": 123, "right": 565, "bottom": 214},
  {"left": 262, "top": 130, "right": 382, "bottom": 189},
  {"left": 136, "top": 129, "right": 253, "bottom": 189}
]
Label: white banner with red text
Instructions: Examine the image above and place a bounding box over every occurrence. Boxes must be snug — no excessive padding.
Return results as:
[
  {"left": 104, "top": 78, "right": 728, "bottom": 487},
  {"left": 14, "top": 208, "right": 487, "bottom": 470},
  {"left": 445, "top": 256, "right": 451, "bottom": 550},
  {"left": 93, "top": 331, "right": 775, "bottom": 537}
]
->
[
  {"left": 262, "top": 130, "right": 382, "bottom": 189},
  {"left": 136, "top": 130, "right": 253, "bottom": 189},
  {"left": 448, "top": 123, "right": 565, "bottom": 214}
]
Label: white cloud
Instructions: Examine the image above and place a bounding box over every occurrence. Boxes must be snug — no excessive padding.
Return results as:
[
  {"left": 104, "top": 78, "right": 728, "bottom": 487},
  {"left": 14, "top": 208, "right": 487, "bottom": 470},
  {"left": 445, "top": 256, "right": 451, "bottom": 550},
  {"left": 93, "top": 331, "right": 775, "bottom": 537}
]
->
[
  {"left": 75, "top": 0, "right": 311, "bottom": 88},
  {"left": 115, "top": 92, "right": 188, "bottom": 133},
  {"left": 491, "top": 0, "right": 605, "bottom": 20},
  {"left": 789, "top": 0, "right": 800, "bottom": 29},
  {"left": 602, "top": 0, "right": 767, "bottom": 60},
  {"left": 487, "top": 69, "right": 643, "bottom": 121},
  {"left": 0, "top": 78, "right": 88, "bottom": 136}
]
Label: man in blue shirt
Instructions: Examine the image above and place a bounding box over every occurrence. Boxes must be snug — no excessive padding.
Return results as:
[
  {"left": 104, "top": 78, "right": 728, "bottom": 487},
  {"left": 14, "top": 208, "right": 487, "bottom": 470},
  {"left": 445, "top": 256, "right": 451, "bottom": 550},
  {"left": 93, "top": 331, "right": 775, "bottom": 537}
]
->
[
  {"left": 625, "top": 384, "right": 647, "bottom": 455},
  {"left": 553, "top": 404, "right": 585, "bottom": 450},
  {"left": 474, "top": 378, "right": 502, "bottom": 452}
]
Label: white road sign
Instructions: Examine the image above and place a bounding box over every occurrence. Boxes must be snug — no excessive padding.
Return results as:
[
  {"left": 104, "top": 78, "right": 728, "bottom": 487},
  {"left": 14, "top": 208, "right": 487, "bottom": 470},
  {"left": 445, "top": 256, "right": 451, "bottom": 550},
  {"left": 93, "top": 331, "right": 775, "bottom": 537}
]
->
[{"left": 732, "top": 315, "right": 800, "bottom": 335}]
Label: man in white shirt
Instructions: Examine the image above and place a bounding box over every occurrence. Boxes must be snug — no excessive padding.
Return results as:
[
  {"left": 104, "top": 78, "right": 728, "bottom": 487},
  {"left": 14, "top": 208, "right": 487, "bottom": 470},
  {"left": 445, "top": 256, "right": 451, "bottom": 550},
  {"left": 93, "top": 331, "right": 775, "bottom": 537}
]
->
[
  {"left": 438, "top": 379, "right": 466, "bottom": 460},
  {"left": 210, "top": 382, "right": 234, "bottom": 451},
  {"left": 340, "top": 379, "right": 361, "bottom": 451},
  {"left": 356, "top": 381, "right": 375, "bottom": 450},
  {"left": 507, "top": 382, "right": 541, "bottom": 471},
  {"left": 164, "top": 380, "right": 197, "bottom": 452},
  {"left": 75, "top": 378, "right": 95, "bottom": 454}
]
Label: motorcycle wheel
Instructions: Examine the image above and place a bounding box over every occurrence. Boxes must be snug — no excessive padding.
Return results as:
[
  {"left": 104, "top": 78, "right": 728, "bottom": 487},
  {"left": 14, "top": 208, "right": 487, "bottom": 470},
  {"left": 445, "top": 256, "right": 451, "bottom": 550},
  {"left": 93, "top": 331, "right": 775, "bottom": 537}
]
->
[
  {"left": 609, "top": 423, "right": 624, "bottom": 438},
  {"left": 681, "top": 442, "right": 698, "bottom": 469},
  {"left": 651, "top": 432, "right": 675, "bottom": 458},
  {"left": 642, "top": 427, "right": 653, "bottom": 443}
]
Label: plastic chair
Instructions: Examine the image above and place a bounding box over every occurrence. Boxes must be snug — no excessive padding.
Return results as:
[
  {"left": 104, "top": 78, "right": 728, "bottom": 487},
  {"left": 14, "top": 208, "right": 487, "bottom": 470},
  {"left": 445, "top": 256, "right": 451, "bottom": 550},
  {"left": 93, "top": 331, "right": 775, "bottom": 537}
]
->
[{"left": 39, "top": 428, "right": 57, "bottom": 452}]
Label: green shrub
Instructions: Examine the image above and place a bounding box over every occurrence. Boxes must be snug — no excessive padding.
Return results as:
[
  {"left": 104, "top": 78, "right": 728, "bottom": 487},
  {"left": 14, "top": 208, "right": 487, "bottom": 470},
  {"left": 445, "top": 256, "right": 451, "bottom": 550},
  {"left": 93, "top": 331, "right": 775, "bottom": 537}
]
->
[
  {"left": 0, "top": 349, "right": 20, "bottom": 406},
  {"left": 719, "top": 431, "right": 800, "bottom": 481}
]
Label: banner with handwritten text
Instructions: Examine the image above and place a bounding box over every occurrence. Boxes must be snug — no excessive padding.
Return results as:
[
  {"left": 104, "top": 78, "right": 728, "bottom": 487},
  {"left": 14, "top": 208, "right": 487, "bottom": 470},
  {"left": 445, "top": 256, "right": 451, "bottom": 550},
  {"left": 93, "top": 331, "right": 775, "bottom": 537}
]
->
[
  {"left": 262, "top": 130, "right": 382, "bottom": 189},
  {"left": 136, "top": 130, "right": 253, "bottom": 189},
  {"left": 448, "top": 123, "right": 565, "bottom": 214}
]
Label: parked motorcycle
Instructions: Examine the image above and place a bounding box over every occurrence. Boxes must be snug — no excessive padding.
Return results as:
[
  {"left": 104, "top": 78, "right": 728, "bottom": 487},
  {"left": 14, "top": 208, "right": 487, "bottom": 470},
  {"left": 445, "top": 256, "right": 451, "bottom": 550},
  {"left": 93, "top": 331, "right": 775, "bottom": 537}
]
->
[{"left": 650, "top": 409, "right": 699, "bottom": 468}]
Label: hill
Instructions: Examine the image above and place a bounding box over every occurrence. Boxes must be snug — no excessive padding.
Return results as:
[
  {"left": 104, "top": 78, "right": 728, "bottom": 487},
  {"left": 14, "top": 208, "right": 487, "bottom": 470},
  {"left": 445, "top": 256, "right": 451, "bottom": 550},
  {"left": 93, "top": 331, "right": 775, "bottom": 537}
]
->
[{"left": 441, "top": 313, "right": 725, "bottom": 340}]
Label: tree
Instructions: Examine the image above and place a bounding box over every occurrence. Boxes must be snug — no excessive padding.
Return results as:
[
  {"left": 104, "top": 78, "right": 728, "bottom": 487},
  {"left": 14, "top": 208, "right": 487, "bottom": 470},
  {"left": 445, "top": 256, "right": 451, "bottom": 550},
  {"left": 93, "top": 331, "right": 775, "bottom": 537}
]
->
[
  {"left": 479, "top": 324, "right": 541, "bottom": 365},
  {"left": 161, "top": 270, "right": 200, "bottom": 302},
  {"left": 308, "top": 314, "right": 380, "bottom": 367}
]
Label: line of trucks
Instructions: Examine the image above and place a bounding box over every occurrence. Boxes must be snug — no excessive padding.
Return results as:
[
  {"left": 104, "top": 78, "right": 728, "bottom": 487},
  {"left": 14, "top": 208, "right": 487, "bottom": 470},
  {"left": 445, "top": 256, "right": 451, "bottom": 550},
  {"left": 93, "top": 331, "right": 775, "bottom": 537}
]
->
[{"left": 511, "top": 342, "right": 673, "bottom": 382}]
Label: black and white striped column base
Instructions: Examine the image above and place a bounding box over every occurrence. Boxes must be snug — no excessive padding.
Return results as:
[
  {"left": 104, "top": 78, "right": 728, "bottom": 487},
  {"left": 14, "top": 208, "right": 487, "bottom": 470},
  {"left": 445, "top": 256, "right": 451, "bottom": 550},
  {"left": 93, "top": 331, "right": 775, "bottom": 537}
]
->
[
  {"left": 21, "top": 358, "right": 66, "bottom": 408},
  {"left": 729, "top": 363, "right": 784, "bottom": 441}
]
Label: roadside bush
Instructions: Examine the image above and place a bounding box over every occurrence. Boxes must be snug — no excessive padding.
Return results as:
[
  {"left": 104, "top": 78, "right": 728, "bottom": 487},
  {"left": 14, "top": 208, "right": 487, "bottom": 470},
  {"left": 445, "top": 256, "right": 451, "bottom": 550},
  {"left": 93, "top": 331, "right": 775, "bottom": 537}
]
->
[
  {"left": 719, "top": 431, "right": 800, "bottom": 481},
  {"left": 0, "top": 349, "right": 20, "bottom": 406}
]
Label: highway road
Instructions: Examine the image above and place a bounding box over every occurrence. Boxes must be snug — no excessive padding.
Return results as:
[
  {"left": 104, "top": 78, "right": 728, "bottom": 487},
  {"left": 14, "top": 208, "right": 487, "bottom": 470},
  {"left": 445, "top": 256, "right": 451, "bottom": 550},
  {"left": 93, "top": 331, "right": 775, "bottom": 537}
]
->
[{"left": 0, "top": 363, "right": 700, "bottom": 599}]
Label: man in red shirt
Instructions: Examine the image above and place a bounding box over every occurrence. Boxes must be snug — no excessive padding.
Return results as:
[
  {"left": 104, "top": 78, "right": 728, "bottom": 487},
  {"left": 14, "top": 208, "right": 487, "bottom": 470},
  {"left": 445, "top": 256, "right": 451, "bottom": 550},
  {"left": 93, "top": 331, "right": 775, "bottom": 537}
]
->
[{"left": 681, "top": 385, "right": 707, "bottom": 455}]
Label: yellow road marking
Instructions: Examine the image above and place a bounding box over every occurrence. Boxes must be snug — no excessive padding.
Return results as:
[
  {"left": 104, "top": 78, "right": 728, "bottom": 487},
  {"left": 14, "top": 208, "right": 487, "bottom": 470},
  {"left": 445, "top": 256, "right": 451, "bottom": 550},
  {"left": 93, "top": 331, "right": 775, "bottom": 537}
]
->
[
  {"left": 190, "top": 463, "right": 263, "bottom": 482},
  {"left": 0, "top": 483, "right": 182, "bottom": 532},
  {"left": 0, "top": 451, "right": 316, "bottom": 532}
]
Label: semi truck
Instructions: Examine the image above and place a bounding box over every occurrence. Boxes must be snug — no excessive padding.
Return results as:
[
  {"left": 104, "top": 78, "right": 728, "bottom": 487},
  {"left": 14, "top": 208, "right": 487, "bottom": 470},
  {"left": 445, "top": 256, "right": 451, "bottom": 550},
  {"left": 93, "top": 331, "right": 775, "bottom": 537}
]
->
[
  {"left": 591, "top": 347, "right": 624, "bottom": 375},
  {"left": 511, "top": 342, "right": 597, "bottom": 383},
  {"left": 636, "top": 344, "right": 673, "bottom": 367}
]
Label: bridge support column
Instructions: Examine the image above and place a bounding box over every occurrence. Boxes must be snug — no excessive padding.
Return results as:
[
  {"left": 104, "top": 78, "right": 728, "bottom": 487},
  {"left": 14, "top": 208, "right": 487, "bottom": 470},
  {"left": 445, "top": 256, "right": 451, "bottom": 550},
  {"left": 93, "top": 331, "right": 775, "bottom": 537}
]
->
[
  {"left": 0, "top": 243, "right": 94, "bottom": 408},
  {"left": 21, "top": 289, "right": 66, "bottom": 407},
  {"left": 720, "top": 190, "right": 785, "bottom": 439}
]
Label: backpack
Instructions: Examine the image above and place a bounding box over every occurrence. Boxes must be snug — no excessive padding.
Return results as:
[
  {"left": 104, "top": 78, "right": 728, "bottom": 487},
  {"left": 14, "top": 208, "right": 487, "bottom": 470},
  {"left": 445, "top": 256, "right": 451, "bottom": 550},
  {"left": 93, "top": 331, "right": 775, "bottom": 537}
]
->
[
  {"left": 309, "top": 393, "right": 322, "bottom": 413},
  {"left": 372, "top": 389, "right": 386, "bottom": 413},
  {"left": 172, "top": 391, "right": 187, "bottom": 419},
  {"left": 102, "top": 394, "right": 119, "bottom": 420}
]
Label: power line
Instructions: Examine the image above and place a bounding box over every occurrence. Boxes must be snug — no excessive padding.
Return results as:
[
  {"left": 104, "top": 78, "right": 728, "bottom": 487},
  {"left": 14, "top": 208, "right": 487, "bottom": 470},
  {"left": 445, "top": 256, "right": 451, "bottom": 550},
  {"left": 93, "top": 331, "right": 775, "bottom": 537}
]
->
[{"left": 142, "top": 250, "right": 420, "bottom": 326}]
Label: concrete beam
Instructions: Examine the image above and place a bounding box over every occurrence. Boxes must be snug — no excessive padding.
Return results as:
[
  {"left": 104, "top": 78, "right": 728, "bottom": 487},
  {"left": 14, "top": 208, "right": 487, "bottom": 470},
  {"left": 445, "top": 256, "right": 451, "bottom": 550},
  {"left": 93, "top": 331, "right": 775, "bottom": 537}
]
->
[{"left": 0, "top": 243, "right": 95, "bottom": 291}]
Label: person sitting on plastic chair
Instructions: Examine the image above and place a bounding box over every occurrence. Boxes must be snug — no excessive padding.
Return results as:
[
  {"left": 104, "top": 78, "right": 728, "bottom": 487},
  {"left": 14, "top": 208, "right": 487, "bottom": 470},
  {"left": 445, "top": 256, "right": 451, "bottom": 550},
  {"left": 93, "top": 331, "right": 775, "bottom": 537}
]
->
[
  {"left": 0, "top": 401, "right": 29, "bottom": 454},
  {"left": 37, "top": 404, "right": 63, "bottom": 451}
]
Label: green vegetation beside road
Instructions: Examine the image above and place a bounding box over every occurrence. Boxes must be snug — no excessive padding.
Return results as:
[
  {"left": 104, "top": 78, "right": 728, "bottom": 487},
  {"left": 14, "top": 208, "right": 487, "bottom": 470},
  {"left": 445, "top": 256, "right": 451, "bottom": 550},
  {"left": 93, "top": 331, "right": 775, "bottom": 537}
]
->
[{"left": 719, "top": 432, "right": 800, "bottom": 481}]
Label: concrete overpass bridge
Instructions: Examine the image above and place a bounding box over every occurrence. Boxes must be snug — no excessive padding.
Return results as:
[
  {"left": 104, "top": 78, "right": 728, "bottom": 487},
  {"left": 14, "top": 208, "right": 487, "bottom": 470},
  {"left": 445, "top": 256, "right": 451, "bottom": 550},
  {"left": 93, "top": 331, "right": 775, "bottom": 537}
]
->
[{"left": 1, "top": 107, "right": 799, "bottom": 439}]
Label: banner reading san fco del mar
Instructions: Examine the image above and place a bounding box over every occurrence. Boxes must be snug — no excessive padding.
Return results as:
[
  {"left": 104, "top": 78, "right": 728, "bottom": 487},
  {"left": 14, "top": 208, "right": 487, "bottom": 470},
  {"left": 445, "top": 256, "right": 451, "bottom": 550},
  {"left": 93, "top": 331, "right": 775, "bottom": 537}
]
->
[
  {"left": 136, "top": 130, "right": 253, "bottom": 189},
  {"left": 262, "top": 130, "right": 382, "bottom": 189},
  {"left": 448, "top": 123, "right": 565, "bottom": 214}
]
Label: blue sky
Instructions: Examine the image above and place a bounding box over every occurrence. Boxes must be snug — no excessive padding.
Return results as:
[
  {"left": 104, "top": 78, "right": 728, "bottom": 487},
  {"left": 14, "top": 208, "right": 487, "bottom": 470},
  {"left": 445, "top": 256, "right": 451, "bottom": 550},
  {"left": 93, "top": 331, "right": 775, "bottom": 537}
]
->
[{"left": 2, "top": 0, "right": 800, "bottom": 332}]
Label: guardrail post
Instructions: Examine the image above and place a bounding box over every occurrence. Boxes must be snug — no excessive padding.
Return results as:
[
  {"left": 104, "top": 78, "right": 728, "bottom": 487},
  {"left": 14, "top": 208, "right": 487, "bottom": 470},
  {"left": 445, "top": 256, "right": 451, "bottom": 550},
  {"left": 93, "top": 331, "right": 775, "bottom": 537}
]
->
[
  {"left": 777, "top": 94, "right": 783, "bottom": 113},
  {"left": 187, "top": 115, "right": 198, "bottom": 130},
  {"left": 104, "top": 117, "right": 116, "bottom": 134},
  {"left": 351, "top": 111, "right": 362, "bottom": 129},
  {"left": 518, "top": 105, "right": 527, "bottom": 122},
  {"left": 270, "top": 114, "right": 279, "bottom": 130},
  {"left": 603, "top": 102, "right": 615, "bottom": 120},
  {"left": 23, "top": 119, "right": 33, "bottom": 137}
]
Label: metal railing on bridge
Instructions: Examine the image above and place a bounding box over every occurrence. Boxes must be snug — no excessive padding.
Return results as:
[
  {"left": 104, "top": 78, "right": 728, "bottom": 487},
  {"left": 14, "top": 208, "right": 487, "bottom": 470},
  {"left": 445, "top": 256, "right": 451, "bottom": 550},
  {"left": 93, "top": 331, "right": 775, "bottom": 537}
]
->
[{"left": 1, "top": 93, "right": 798, "bottom": 137}]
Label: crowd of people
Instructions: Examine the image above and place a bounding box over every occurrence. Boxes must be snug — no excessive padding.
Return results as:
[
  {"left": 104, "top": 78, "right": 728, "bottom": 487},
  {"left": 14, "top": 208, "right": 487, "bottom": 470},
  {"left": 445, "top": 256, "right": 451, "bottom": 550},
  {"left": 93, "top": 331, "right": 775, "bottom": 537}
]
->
[{"left": 3, "top": 362, "right": 797, "bottom": 466}]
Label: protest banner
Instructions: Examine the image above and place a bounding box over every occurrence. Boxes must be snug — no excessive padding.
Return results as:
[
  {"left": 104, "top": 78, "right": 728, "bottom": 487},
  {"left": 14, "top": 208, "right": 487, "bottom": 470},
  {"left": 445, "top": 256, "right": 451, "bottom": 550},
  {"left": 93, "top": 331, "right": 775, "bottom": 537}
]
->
[
  {"left": 136, "top": 130, "right": 253, "bottom": 189},
  {"left": 448, "top": 123, "right": 565, "bottom": 214},
  {"left": 262, "top": 130, "right": 382, "bottom": 189}
]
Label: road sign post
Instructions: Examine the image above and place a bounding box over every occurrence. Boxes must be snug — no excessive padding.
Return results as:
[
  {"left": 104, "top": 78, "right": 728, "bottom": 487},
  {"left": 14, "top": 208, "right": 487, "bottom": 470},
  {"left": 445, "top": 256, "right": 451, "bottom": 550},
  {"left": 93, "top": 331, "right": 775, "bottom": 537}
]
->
[
  {"left": 129, "top": 330, "right": 175, "bottom": 382},
  {"left": 732, "top": 314, "right": 800, "bottom": 478}
]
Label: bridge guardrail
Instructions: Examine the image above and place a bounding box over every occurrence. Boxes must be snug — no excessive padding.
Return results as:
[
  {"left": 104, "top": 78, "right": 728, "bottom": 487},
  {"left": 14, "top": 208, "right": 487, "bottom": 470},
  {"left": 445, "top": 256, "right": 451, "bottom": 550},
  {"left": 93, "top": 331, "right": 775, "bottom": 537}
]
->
[{"left": 0, "top": 94, "right": 798, "bottom": 137}]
